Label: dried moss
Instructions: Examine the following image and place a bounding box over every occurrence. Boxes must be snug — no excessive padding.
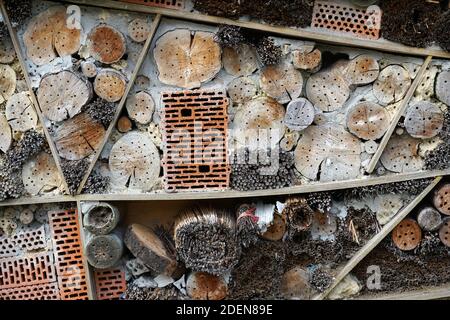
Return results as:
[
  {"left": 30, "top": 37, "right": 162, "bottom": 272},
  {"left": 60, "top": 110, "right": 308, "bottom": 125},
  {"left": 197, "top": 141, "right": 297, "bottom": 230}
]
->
[
  {"left": 4, "top": 0, "right": 32, "bottom": 26},
  {"left": 434, "top": 11, "right": 450, "bottom": 51},
  {"left": 4, "top": 130, "right": 46, "bottom": 171},
  {"left": 82, "top": 172, "right": 109, "bottom": 194}
]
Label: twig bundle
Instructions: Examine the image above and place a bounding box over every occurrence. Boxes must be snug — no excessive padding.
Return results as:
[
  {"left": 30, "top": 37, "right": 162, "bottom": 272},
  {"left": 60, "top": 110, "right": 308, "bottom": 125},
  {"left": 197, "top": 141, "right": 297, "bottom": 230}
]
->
[
  {"left": 174, "top": 206, "right": 241, "bottom": 276},
  {"left": 283, "top": 197, "right": 313, "bottom": 239}
]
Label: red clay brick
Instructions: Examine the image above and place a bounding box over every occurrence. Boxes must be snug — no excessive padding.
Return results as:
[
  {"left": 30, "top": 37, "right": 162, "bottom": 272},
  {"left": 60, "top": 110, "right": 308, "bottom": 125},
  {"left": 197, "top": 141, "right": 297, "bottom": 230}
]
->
[
  {"left": 0, "top": 281, "right": 60, "bottom": 300},
  {"left": 121, "top": 0, "right": 184, "bottom": 9},
  {"left": 94, "top": 268, "right": 127, "bottom": 300}
]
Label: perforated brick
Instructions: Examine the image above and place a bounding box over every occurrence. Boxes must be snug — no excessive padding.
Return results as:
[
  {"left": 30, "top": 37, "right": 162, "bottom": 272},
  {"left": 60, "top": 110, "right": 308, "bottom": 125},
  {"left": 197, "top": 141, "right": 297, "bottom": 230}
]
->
[
  {"left": 12, "top": 225, "right": 47, "bottom": 252},
  {"left": 161, "top": 89, "right": 230, "bottom": 191},
  {"left": 311, "top": 1, "right": 381, "bottom": 40},
  {"left": 48, "top": 209, "right": 89, "bottom": 300},
  {"left": 94, "top": 268, "right": 127, "bottom": 300},
  {"left": 0, "top": 282, "right": 60, "bottom": 300},
  {"left": 121, "top": 0, "right": 184, "bottom": 9},
  {"left": 0, "top": 252, "right": 57, "bottom": 289},
  {"left": 0, "top": 236, "right": 20, "bottom": 258}
]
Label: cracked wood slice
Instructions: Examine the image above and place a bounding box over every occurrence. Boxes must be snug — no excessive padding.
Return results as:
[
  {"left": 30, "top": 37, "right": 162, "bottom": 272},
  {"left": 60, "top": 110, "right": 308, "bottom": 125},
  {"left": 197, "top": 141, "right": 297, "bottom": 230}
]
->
[
  {"left": 281, "top": 266, "right": 312, "bottom": 300},
  {"left": 436, "top": 71, "right": 450, "bottom": 106},
  {"left": 284, "top": 98, "right": 315, "bottom": 131},
  {"left": 94, "top": 69, "right": 127, "bottom": 102},
  {"left": 81, "top": 61, "right": 97, "bottom": 78},
  {"left": 380, "top": 134, "right": 423, "bottom": 173},
  {"left": 439, "top": 218, "right": 450, "bottom": 247},
  {"left": 404, "top": 101, "right": 444, "bottom": 139},
  {"left": 227, "top": 76, "right": 257, "bottom": 105},
  {"left": 417, "top": 207, "right": 442, "bottom": 232},
  {"left": 433, "top": 184, "right": 450, "bottom": 216},
  {"left": 373, "top": 65, "right": 411, "bottom": 105},
  {"left": 222, "top": 43, "right": 258, "bottom": 77},
  {"left": 154, "top": 29, "right": 221, "bottom": 89},
  {"left": 186, "top": 272, "right": 228, "bottom": 300},
  {"left": 391, "top": 218, "right": 422, "bottom": 251},
  {"left": 0, "top": 114, "right": 12, "bottom": 153},
  {"left": 109, "top": 131, "right": 160, "bottom": 192},
  {"left": 0, "top": 36, "right": 16, "bottom": 64},
  {"left": 54, "top": 112, "right": 106, "bottom": 161},
  {"left": 346, "top": 101, "right": 389, "bottom": 140},
  {"left": 86, "top": 234, "right": 123, "bottom": 269},
  {"left": 37, "top": 70, "right": 92, "bottom": 122},
  {"left": 22, "top": 152, "right": 62, "bottom": 195},
  {"left": 0, "top": 64, "right": 16, "bottom": 105},
  {"left": 5, "top": 92, "right": 38, "bottom": 132},
  {"left": 23, "top": 6, "right": 81, "bottom": 66},
  {"left": 292, "top": 48, "right": 321, "bottom": 72},
  {"left": 259, "top": 63, "right": 303, "bottom": 104},
  {"left": 124, "top": 224, "right": 179, "bottom": 276},
  {"left": 87, "top": 24, "right": 126, "bottom": 64},
  {"left": 306, "top": 69, "right": 350, "bottom": 112},
  {"left": 344, "top": 54, "right": 379, "bottom": 85},
  {"left": 294, "top": 123, "right": 361, "bottom": 182},
  {"left": 126, "top": 91, "right": 155, "bottom": 125},
  {"left": 128, "top": 18, "right": 151, "bottom": 43}
]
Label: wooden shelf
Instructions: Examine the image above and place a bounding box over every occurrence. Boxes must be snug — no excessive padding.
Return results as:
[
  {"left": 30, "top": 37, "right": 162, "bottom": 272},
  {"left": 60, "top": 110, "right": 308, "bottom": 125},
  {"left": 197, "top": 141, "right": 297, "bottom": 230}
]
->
[{"left": 354, "top": 284, "right": 450, "bottom": 300}]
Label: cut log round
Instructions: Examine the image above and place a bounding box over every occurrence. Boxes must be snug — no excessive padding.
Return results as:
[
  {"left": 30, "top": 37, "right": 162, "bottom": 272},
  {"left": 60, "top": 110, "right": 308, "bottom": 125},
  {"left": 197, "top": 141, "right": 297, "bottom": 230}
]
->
[
  {"left": 391, "top": 218, "right": 422, "bottom": 251},
  {"left": 19, "top": 209, "right": 34, "bottom": 225},
  {"left": 292, "top": 48, "right": 321, "bottom": 72},
  {"left": 364, "top": 140, "right": 378, "bottom": 154},
  {"left": 154, "top": 29, "right": 221, "bottom": 89},
  {"left": 37, "top": 70, "right": 92, "bottom": 122},
  {"left": 109, "top": 131, "right": 160, "bottom": 192},
  {"left": 5, "top": 92, "right": 38, "bottom": 132},
  {"left": 344, "top": 55, "right": 379, "bottom": 85},
  {"left": 128, "top": 18, "right": 151, "bottom": 43},
  {"left": 0, "top": 114, "right": 12, "bottom": 153},
  {"left": 124, "top": 224, "right": 179, "bottom": 277},
  {"left": 439, "top": 218, "right": 450, "bottom": 247},
  {"left": 117, "top": 116, "right": 132, "bottom": 133},
  {"left": 261, "top": 213, "right": 287, "bottom": 241},
  {"left": 226, "top": 76, "right": 257, "bottom": 105},
  {"left": 380, "top": 134, "right": 423, "bottom": 173},
  {"left": 281, "top": 266, "right": 312, "bottom": 300},
  {"left": 436, "top": 71, "right": 450, "bottom": 106},
  {"left": 186, "top": 272, "right": 228, "bottom": 300},
  {"left": 126, "top": 91, "right": 155, "bottom": 125},
  {"left": 81, "top": 61, "right": 97, "bottom": 78},
  {"left": 346, "top": 101, "right": 389, "bottom": 140},
  {"left": 54, "top": 112, "right": 106, "bottom": 161},
  {"left": 22, "top": 152, "right": 62, "bottom": 196},
  {"left": 94, "top": 69, "right": 127, "bottom": 103},
  {"left": 0, "top": 64, "right": 16, "bottom": 105},
  {"left": 259, "top": 63, "right": 303, "bottom": 104},
  {"left": 306, "top": 69, "right": 350, "bottom": 112},
  {"left": 373, "top": 65, "right": 410, "bottom": 105},
  {"left": 417, "top": 207, "right": 442, "bottom": 232},
  {"left": 294, "top": 123, "right": 361, "bottom": 182},
  {"left": 433, "top": 184, "right": 450, "bottom": 216},
  {"left": 311, "top": 211, "right": 337, "bottom": 239},
  {"left": 135, "top": 75, "right": 150, "bottom": 90},
  {"left": 86, "top": 234, "right": 123, "bottom": 269},
  {"left": 23, "top": 6, "right": 81, "bottom": 66},
  {"left": 83, "top": 203, "right": 120, "bottom": 235},
  {"left": 280, "top": 132, "right": 300, "bottom": 152},
  {"left": 222, "top": 44, "right": 258, "bottom": 77},
  {"left": 404, "top": 101, "right": 444, "bottom": 139},
  {"left": 284, "top": 98, "right": 315, "bottom": 131},
  {"left": 87, "top": 24, "right": 126, "bottom": 64},
  {"left": 0, "top": 36, "right": 16, "bottom": 64}
]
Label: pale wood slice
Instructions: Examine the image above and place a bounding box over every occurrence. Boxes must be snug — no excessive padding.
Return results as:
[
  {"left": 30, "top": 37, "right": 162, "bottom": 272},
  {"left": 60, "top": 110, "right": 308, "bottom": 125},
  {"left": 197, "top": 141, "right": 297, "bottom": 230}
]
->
[
  {"left": 23, "top": 6, "right": 81, "bottom": 66},
  {"left": 364, "top": 140, "right": 378, "bottom": 154},
  {"left": 109, "top": 131, "right": 160, "bottom": 192},
  {"left": 117, "top": 116, "right": 132, "bottom": 133},
  {"left": 232, "top": 96, "right": 285, "bottom": 146},
  {"left": 294, "top": 123, "right": 361, "bottom": 182},
  {"left": 306, "top": 69, "right": 350, "bottom": 112},
  {"left": 128, "top": 18, "right": 151, "bottom": 43},
  {"left": 154, "top": 29, "right": 221, "bottom": 89},
  {"left": 22, "top": 152, "right": 62, "bottom": 195},
  {"left": 134, "top": 75, "right": 150, "bottom": 90},
  {"left": 81, "top": 61, "right": 97, "bottom": 78},
  {"left": 186, "top": 272, "right": 228, "bottom": 300},
  {"left": 124, "top": 224, "right": 179, "bottom": 276},
  {"left": 373, "top": 65, "right": 411, "bottom": 105},
  {"left": 87, "top": 24, "right": 126, "bottom": 64},
  {"left": 94, "top": 69, "right": 127, "bottom": 102},
  {"left": 439, "top": 218, "right": 450, "bottom": 247},
  {"left": 391, "top": 218, "right": 422, "bottom": 251},
  {"left": 0, "top": 36, "right": 16, "bottom": 64},
  {"left": 281, "top": 266, "right": 312, "bottom": 300},
  {"left": 380, "top": 134, "right": 423, "bottom": 173},
  {"left": 227, "top": 76, "right": 257, "bottom": 105},
  {"left": 83, "top": 203, "right": 120, "bottom": 235},
  {"left": 371, "top": 194, "right": 403, "bottom": 225},
  {"left": 54, "top": 112, "right": 106, "bottom": 161},
  {"left": 280, "top": 132, "right": 300, "bottom": 152},
  {"left": 284, "top": 98, "right": 315, "bottom": 131},
  {"left": 5, "top": 92, "right": 38, "bottom": 132},
  {"left": 0, "top": 64, "right": 16, "bottom": 105},
  {"left": 436, "top": 71, "right": 450, "bottom": 106},
  {"left": 404, "top": 101, "right": 444, "bottom": 139},
  {"left": 222, "top": 44, "right": 258, "bottom": 77},
  {"left": 19, "top": 209, "right": 34, "bottom": 225},
  {"left": 344, "top": 55, "right": 379, "bottom": 85},
  {"left": 292, "top": 48, "right": 321, "bottom": 72},
  {"left": 37, "top": 70, "right": 92, "bottom": 122},
  {"left": 86, "top": 234, "right": 123, "bottom": 269},
  {"left": 126, "top": 91, "right": 154, "bottom": 125},
  {"left": 0, "top": 114, "right": 12, "bottom": 153},
  {"left": 259, "top": 63, "right": 303, "bottom": 104},
  {"left": 346, "top": 101, "right": 389, "bottom": 140},
  {"left": 311, "top": 211, "right": 338, "bottom": 239},
  {"left": 433, "top": 184, "right": 450, "bottom": 216},
  {"left": 417, "top": 207, "right": 442, "bottom": 232},
  {"left": 261, "top": 213, "right": 287, "bottom": 241}
]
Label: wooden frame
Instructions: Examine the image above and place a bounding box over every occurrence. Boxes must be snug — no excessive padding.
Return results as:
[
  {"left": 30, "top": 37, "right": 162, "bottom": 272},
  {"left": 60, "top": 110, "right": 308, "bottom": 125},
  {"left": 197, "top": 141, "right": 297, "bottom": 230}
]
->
[{"left": 355, "top": 283, "right": 450, "bottom": 300}]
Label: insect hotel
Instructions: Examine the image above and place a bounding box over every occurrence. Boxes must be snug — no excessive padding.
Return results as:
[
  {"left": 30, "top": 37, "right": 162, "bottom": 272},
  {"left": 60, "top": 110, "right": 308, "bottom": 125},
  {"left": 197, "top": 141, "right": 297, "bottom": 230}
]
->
[{"left": 0, "top": 0, "right": 449, "bottom": 300}]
